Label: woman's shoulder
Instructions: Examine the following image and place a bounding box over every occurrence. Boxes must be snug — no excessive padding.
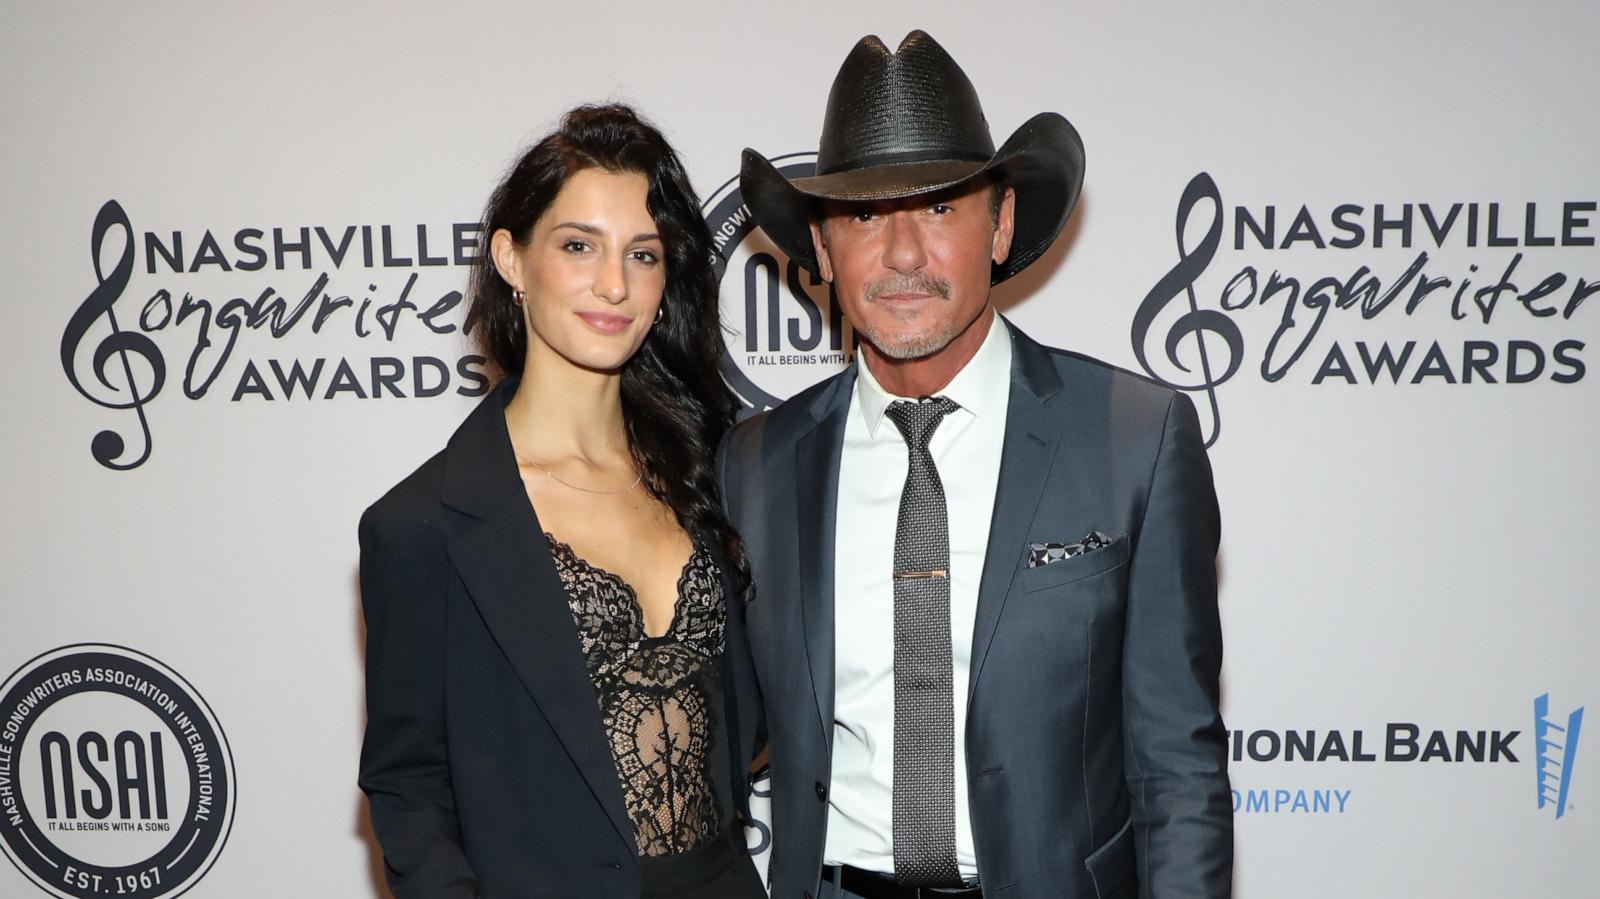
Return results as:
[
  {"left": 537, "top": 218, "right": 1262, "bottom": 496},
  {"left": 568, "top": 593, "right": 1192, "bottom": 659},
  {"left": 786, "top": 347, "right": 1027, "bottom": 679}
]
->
[
  {"left": 359, "top": 448, "right": 450, "bottom": 547},
  {"left": 360, "top": 383, "right": 510, "bottom": 540}
]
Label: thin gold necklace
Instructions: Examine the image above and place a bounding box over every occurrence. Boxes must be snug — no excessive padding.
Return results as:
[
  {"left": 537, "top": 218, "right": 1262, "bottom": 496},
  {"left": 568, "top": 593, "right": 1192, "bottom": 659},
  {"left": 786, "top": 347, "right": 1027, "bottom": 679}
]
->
[{"left": 516, "top": 455, "right": 642, "bottom": 495}]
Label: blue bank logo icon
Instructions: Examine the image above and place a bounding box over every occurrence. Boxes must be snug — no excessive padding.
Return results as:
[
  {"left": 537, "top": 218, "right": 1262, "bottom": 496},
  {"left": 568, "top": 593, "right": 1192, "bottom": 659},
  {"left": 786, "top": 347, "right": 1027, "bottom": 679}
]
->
[{"left": 1534, "top": 693, "right": 1583, "bottom": 820}]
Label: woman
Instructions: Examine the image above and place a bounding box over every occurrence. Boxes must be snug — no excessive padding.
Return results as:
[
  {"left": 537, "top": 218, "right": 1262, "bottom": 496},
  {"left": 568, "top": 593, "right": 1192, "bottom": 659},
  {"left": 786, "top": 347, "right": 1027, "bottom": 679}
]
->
[{"left": 358, "top": 104, "right": 763, "bottom": 899}]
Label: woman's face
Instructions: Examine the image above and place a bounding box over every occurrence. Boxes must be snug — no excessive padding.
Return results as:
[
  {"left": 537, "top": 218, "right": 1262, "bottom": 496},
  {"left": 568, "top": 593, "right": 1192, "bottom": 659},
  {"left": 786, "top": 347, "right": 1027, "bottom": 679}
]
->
[{"left": 492, "top": 168, "right": 667, "bottom": 374}]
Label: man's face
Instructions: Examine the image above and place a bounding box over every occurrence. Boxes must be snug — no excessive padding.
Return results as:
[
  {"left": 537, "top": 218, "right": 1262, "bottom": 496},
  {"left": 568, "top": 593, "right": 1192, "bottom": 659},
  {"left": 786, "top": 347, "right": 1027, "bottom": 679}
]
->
[{"left": 811, "top": 179, "right": 1015, "bottom": 361}]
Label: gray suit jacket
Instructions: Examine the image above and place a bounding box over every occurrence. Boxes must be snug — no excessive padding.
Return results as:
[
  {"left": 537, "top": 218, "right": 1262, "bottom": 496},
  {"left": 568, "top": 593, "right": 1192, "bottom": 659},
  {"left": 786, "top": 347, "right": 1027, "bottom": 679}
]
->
[{"left": 718, "top": 321, "right": 1231, "bottom": 899}]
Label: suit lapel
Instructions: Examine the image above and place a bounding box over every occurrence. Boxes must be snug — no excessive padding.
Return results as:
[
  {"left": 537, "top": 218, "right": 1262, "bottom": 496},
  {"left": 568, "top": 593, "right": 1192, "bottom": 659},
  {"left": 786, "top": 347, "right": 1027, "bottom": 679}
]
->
[
  {"left": 793, "top": 373, "right": 853, "bottom": 743},
  {"left": 439, "top": 380, "right": 634, "bottom": 852},
  {"left": 969, "top": 324, "right": 1068, "bottom": 703}
]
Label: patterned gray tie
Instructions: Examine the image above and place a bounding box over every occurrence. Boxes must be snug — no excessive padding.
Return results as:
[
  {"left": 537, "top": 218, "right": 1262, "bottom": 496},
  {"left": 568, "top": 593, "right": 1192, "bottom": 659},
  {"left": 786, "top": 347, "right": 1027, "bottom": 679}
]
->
[{"left": 884, "top": 396, "right": 962, "bottom": 886}]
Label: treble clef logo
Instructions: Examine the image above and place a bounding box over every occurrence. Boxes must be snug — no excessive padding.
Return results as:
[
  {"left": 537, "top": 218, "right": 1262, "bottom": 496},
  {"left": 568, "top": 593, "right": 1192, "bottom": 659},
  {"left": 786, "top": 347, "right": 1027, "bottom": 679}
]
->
[
  {"left": 60, "top": 200, "right": 166, "bottom": 469},
  {"left": 1131, "top": 171, "right": 1243, "bottom": 448}
]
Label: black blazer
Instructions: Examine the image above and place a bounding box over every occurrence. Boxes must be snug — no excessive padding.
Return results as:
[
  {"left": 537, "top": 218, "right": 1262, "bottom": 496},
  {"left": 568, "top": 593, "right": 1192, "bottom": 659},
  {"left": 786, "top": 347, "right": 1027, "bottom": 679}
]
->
[{"left": 358, "top": 378, "right": 762, "bottom": 899}]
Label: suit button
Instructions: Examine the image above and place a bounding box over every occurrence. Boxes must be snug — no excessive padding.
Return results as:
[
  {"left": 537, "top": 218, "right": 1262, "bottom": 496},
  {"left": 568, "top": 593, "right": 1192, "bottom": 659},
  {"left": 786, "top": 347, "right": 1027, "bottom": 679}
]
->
[{"left": 815, "top": 781, "right": 827, "bottom": 801}]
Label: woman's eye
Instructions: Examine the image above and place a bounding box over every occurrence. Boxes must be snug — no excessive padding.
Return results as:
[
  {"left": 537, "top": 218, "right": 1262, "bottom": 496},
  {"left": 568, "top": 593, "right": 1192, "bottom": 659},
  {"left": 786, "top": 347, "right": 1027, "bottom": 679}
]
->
[
  {"left": 630, "top": 249, "right": 660, "bottom": 265},
  {"left": 562, "top": 239, "right": 590, "bottom": 254}
]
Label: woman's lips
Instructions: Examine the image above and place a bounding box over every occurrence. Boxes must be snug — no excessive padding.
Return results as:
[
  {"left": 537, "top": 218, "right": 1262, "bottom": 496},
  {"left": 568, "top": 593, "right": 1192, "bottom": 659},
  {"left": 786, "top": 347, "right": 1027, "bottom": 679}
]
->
[{"left": 575, "top": 311, "right": 633, "bottom": 335}]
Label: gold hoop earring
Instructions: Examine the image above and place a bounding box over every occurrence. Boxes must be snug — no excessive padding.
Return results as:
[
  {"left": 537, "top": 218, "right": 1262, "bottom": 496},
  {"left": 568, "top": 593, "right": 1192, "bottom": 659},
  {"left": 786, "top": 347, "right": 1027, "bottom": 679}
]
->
[{"left": 512, "top": 289, "right": 525, "bottom": 306}]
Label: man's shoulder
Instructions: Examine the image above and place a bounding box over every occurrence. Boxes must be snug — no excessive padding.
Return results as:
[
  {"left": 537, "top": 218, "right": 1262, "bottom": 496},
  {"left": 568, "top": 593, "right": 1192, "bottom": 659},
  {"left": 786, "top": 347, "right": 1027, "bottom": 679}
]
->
[
  {"left": 725, "top": 366, "right": 853, "bottom": 460},
  {"left": 1016, "top": 328, "right": 1185, "bottom": 422}
]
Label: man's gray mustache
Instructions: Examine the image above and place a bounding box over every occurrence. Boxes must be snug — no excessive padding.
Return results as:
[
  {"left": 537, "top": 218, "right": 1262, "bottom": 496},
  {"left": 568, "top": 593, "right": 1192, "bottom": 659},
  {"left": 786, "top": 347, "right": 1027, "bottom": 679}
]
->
[{"left": 864, "top": 275, "right": 952, "bottom": 301}]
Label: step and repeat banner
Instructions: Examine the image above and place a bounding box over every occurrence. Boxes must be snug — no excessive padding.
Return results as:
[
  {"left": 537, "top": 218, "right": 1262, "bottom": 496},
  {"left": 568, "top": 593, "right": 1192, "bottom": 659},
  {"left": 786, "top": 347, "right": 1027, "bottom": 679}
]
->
[{"left": 2, "top": 1, "right": 1594, "bottom": 896}]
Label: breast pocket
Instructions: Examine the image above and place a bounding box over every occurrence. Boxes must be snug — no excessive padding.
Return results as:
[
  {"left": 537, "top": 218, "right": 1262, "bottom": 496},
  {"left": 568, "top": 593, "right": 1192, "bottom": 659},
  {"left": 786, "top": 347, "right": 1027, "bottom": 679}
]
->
[{"left": 1019, "top": 535, "right": 1131, "bottom": 594}]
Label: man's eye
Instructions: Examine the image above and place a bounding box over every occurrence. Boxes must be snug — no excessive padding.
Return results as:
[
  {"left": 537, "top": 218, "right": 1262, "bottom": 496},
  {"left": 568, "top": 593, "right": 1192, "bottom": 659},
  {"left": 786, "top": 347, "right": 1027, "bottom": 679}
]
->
[
  {"left": 853, "top": 211, "right": 875, "bottom": 223},
  {"left": 930, "top": 203, "right": 953, "bottom": 214}
]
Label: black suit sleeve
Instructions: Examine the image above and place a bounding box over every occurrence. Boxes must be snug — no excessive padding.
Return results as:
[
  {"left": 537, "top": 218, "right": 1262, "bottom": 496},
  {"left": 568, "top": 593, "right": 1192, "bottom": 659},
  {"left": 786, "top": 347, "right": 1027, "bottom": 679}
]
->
[
  {"left": 1121, "top": 392, "right": 1232, "bottom": 898},
  {"left": 357, "top": 506, "right": 480, "bottom": 899}
]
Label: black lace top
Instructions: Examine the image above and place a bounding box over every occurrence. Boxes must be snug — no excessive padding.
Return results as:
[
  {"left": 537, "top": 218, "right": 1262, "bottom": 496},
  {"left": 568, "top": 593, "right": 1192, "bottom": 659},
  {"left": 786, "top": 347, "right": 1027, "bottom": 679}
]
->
[{"left": 546, "top": 534, "right": 732, "bottom": 859}]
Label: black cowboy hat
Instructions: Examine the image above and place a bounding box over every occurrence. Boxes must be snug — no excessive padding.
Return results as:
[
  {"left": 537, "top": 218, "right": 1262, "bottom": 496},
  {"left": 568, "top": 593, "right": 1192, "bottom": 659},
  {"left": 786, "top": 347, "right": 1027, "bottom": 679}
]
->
[{"left": 739, "top": 30, "right": 1085, "bottom": 283}]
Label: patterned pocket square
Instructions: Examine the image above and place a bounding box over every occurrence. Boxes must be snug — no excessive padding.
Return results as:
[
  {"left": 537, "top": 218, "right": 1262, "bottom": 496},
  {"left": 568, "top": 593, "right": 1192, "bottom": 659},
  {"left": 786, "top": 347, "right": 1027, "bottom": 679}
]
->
[{"left": 1028, "top": 530, "right": 1114, "bottom": 568}]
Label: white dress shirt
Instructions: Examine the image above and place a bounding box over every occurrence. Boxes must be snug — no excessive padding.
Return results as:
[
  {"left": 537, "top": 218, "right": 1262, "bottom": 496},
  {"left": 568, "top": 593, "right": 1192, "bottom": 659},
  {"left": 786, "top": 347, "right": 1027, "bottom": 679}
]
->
[{"left": 824, "top": 312, "right": 1011, "bottom": 881}]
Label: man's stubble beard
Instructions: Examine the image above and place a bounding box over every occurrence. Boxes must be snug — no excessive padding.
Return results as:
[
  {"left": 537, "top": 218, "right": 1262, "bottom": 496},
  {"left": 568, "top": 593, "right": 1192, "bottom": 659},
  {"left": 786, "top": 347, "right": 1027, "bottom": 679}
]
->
[
  {"left": 856, "top": 272, "right": 961, "bottom": 360},
  {"left": 858, "top": 313, "right": 962, "bottom": 360}
]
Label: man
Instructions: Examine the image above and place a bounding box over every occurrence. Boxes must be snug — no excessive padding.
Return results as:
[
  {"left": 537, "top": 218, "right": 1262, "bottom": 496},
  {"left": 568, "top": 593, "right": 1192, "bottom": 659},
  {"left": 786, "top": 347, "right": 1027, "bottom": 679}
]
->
[{"left": 720, "top": 30, "right": 1230, "bottom": 899}]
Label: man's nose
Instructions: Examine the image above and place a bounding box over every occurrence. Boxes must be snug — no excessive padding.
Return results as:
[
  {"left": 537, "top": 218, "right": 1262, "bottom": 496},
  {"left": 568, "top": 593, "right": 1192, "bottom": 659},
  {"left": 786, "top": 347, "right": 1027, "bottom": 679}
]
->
[{"left": 881, "top": 212, "right": 928, "bottom": 275}]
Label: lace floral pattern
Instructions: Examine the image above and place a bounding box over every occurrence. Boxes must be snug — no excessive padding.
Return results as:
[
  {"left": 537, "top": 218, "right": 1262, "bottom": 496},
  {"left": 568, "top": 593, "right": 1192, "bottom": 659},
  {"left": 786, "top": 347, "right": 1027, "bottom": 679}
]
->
[{"left": 546, "top": 534, "right": 727, "bottom": 857}]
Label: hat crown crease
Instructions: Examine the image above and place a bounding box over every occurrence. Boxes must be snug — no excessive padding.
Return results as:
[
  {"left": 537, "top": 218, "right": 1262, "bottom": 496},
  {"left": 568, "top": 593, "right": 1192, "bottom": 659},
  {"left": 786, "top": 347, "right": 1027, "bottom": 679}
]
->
[{"left": 816, "top": 31, "right": 995, "bottom": 176}]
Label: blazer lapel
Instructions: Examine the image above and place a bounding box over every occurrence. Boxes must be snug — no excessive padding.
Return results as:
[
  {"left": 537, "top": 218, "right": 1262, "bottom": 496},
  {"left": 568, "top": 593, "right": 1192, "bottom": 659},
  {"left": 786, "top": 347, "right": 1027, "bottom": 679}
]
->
[
  {"left": 439, "top": 380, "right": 634, "bottom": 852},
  {"left": 793, "top": 372, "right": 854, "bottom": 743},
  {"left": 969, "top": 324, "right": 1068, "bottom": 703}
]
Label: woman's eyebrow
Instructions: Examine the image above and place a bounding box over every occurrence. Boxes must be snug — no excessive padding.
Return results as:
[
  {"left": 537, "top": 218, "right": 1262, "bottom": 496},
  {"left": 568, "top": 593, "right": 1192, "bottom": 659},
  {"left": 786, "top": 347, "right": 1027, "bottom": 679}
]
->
[{"left": 552, "top": 221, "right": 660, "bottom": 243}]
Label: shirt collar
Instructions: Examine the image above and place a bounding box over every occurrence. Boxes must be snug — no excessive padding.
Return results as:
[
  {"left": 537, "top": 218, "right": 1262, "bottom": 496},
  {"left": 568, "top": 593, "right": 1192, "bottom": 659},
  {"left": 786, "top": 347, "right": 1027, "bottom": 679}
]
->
[{"left": 854, "top": 310, "right": 1013, "bottom": 438}]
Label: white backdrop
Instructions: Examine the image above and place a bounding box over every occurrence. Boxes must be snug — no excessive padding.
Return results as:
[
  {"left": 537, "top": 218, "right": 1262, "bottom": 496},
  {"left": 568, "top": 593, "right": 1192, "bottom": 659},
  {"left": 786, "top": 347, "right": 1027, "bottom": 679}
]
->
[{"left": 2, "top": 1, "right": 1595, "bottom": 896}]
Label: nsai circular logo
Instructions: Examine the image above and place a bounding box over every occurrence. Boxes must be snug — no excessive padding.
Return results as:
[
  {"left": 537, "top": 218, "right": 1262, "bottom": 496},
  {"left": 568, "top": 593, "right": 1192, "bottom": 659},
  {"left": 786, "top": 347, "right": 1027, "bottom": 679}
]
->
[
  {"left": 703, "top": 153, "right": 855, "bottom": 414},
  {"left": 0, "top": 645, "right": 235, "bottom": 899}
]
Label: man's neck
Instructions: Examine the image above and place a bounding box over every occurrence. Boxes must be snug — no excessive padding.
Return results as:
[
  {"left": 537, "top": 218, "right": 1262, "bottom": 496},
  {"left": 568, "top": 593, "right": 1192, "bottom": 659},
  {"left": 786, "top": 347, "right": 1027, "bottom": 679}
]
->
[{"left": 859, "top": 306, "right": 996, "bottom": 397}]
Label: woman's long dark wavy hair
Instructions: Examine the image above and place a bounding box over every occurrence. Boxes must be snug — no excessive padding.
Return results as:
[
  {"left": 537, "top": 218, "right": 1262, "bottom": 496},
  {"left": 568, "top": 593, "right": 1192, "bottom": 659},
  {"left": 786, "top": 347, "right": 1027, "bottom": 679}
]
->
[{"left": 465, "top": 104, "right": 747, "bottom": 589}]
